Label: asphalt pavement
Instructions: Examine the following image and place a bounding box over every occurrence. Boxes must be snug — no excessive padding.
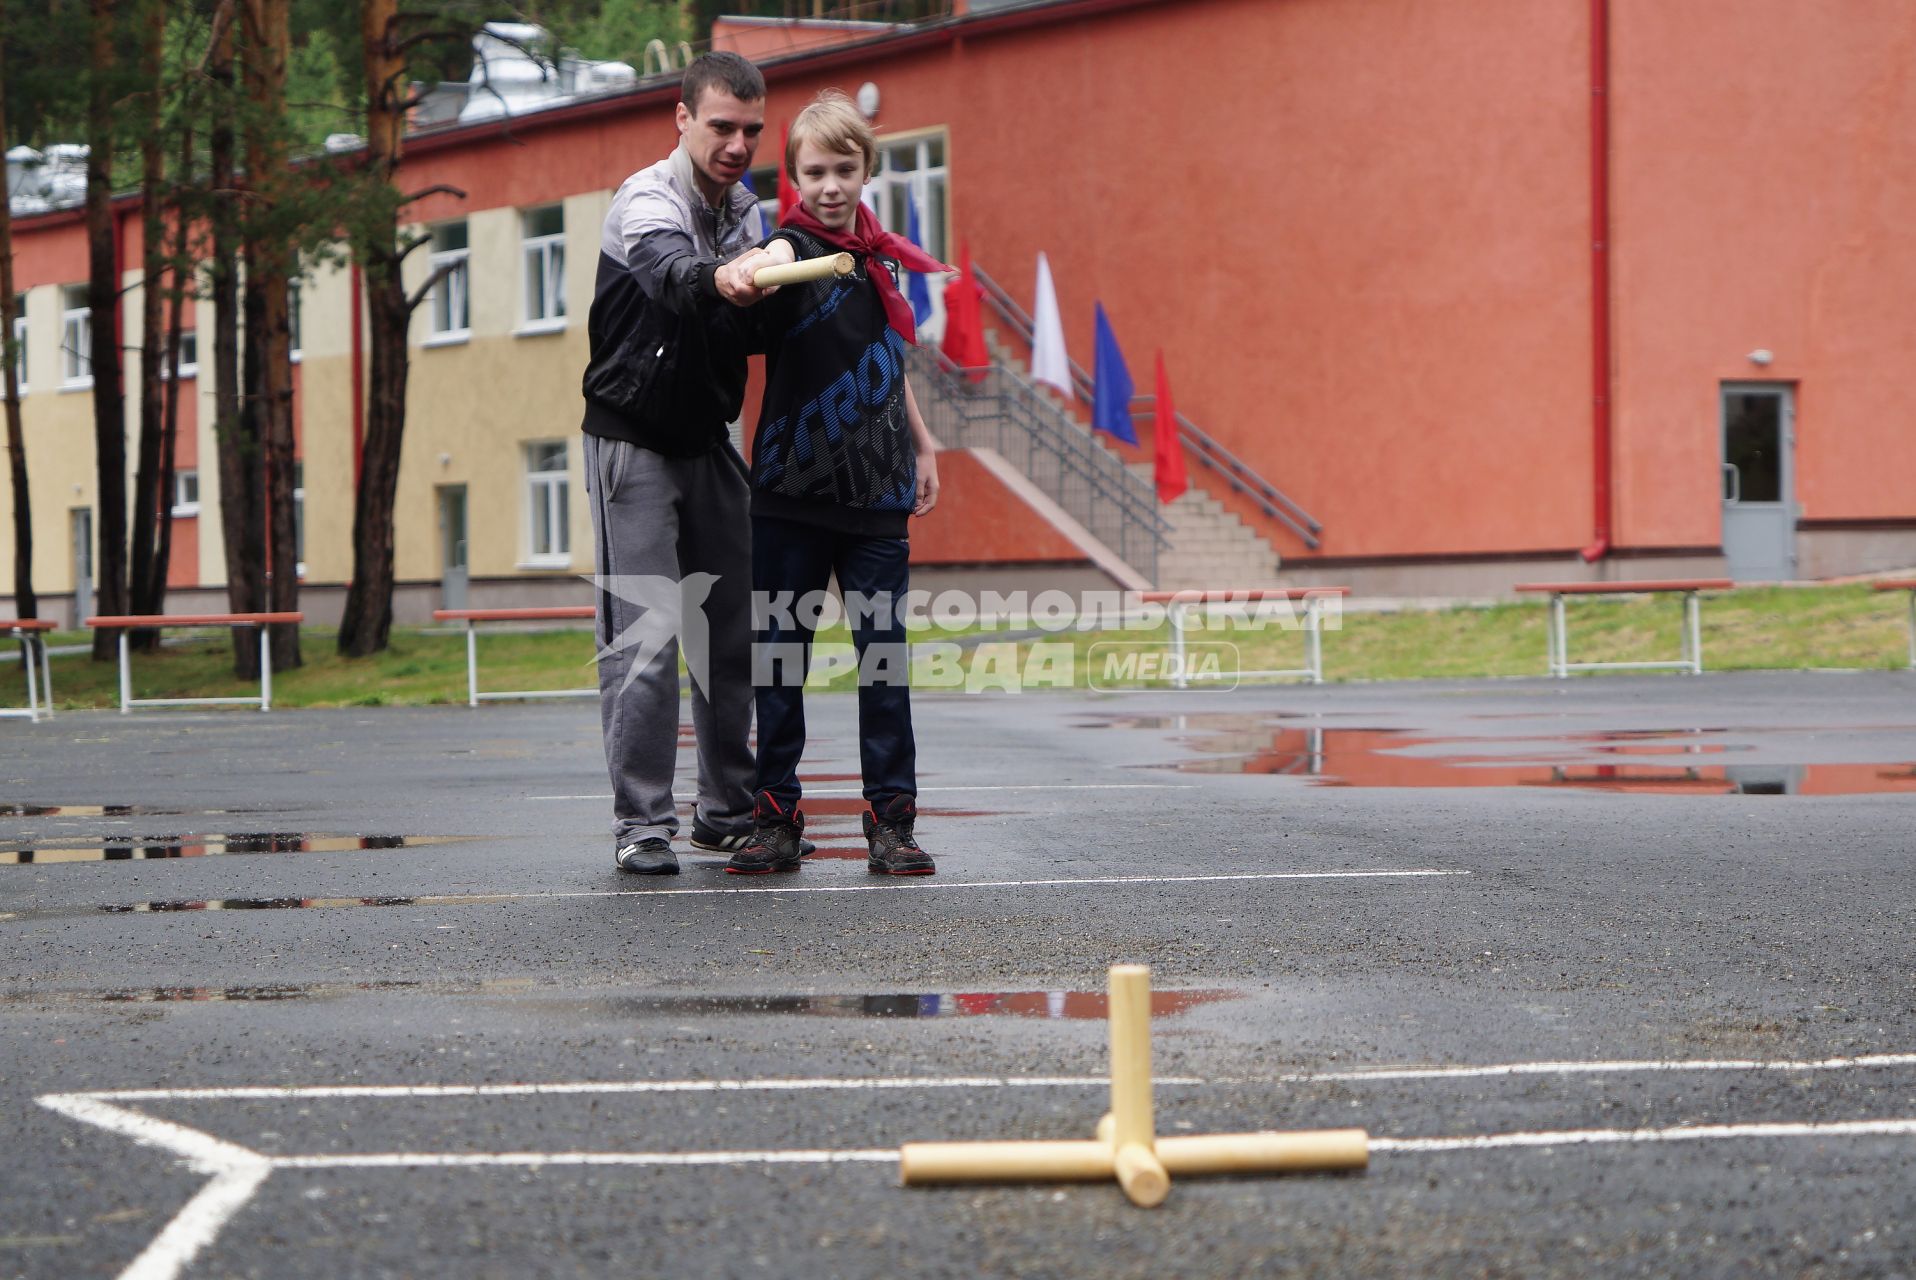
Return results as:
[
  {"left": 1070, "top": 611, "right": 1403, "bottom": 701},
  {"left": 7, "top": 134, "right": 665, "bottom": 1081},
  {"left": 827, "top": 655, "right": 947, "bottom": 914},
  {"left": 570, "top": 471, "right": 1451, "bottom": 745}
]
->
[{"left": 2, "top": 670, "right": 1913, "bottom": 1278}]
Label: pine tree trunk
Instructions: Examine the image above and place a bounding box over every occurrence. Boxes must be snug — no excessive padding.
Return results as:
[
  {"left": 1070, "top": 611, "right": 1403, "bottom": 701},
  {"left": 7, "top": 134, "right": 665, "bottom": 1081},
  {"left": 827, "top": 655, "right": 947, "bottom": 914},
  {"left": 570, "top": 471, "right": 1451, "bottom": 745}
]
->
[
  {"left": 128, "top": 0, "right": 167, "bottom": 649},
  {"left": 209, "top": 13, "right": 262, "bottom": 678},
  {"left": 153, "top": 115, "right": 192, "bottom": 623},
  {"left": 0, "top": 0, "right": 36, "bottom": 622},
  {"left": 86, "top": 0, "right": 128, "bottom": 661},
  {"left": 338, "top": 0, "right": 410, "bottom": 658},
  {"left": 240, "top": 0, "right": 299, "bottom": 671},
  {"left": 338, "top": 265, "right": 409, "bottom": 657}
]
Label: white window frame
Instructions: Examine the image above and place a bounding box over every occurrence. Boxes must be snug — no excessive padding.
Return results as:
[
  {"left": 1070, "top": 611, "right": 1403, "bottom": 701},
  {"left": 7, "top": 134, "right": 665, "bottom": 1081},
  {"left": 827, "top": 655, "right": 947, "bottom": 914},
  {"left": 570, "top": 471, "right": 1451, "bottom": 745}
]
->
[
  {"left": 159, "top": 330, "right": 198, "bottom": 381},
  {"left": 61, "top": 287, "right": 92, "bottom": 389},
  {"left": 745, "top": 165, "right": 781, "bottom": 237},
  {"left": 519, "top": 206, "right": 567, "bottom": 334},
  {"left": 868, "top": 130, "right": 950, "bottom": 340},
  {"left": 427, "top": 223, "right": 470, "bottom": 344},
  {"left": 7, "top": 300, "right": 25, "bottom": 398},
  {"left": 171, "top": 469, "right": 200, "bottom": 518},
  {"left": 289, "top": 281, "right": 303, "bottom": 363},
  {"left": 522, "top": 441, "right": 571, "bottom": 567},
  {"left": 293, "top": 460, "right": 306, "bottom": 577}
]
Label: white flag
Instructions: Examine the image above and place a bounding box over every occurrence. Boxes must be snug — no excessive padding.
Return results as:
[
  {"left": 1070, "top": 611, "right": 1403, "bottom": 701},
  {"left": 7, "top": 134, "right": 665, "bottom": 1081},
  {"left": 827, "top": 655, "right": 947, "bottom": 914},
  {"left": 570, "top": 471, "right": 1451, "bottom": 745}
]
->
[{"left": 1030, "top": 252, "right": 1074, "bottom": 398}]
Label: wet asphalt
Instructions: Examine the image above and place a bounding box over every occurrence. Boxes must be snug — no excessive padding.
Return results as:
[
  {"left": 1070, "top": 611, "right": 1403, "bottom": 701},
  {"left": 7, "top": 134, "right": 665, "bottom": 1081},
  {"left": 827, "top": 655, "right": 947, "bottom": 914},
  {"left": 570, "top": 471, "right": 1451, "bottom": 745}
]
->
[{"left": 1, "top": 670, "right": 1913, "bottom": 1278}]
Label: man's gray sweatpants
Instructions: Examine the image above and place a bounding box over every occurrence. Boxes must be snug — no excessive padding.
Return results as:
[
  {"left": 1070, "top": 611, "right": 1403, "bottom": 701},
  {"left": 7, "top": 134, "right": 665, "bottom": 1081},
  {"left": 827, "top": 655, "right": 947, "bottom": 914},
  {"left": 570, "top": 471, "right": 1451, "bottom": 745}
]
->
[{"left": 583, "top": 432, "right": 755, "bottom": 845}]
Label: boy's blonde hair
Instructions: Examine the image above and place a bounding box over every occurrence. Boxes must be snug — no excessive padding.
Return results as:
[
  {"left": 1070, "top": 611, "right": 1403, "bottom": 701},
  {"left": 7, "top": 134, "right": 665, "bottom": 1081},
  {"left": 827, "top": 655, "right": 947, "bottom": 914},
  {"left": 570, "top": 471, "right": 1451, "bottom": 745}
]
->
[{"left": 786, "top": 89, "right": 876, "bottom": 179}]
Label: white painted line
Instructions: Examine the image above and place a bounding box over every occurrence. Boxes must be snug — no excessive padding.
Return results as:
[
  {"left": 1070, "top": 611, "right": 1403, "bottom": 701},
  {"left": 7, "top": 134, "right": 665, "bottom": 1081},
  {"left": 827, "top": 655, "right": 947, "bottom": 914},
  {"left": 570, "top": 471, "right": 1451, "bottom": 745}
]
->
[
  {"left": 117, "top": 1166, "right": 272, "bottom": 1280},
  {"left": 85, "top": 869, "right": 1468, "bottom": 920},
  {"left": 277, "top": 1149, "right": 898, "bottom": 1170},
  {"left": 36, "top": 1094, "right": 264, "bottom": 1173},
  {"left": 1372, "top": 1118, "right": 1916, "bottom": 1153},
  {"left": 273, "top": 1119, "right": 1916, "bottom": 1171},
  {"left": 447, "top": 868, "right": 1468, "bottom": 905},
  {"left": 38, "top": 1083, "right": 1916, "bottom": 1278},
  {"left": 526, "top": 784, "right": 1200, "bottom": 801},
  {"left": 83, "top": 1075, "right": 1141, "bottom": 1102},
  {"left": 1272, "top": 1052, "right": 1916, "bottom": 1085},
  {"left": 69, "top": 1049, "right": 1916, "bottom": 1104},
  {"left": 37, "top": 1095, "right": 271, "bottom": 1280}
]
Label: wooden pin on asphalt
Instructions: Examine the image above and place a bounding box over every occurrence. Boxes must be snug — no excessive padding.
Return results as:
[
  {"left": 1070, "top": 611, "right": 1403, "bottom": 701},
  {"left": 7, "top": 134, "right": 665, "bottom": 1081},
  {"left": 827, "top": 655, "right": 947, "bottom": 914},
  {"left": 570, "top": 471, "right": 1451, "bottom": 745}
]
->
[
  {"left": 898, "top": 964, "right": 1370, "bottom": 1204},
  {"left": 1106, "top": 964, "right": 1170, "bottom": 1206}
]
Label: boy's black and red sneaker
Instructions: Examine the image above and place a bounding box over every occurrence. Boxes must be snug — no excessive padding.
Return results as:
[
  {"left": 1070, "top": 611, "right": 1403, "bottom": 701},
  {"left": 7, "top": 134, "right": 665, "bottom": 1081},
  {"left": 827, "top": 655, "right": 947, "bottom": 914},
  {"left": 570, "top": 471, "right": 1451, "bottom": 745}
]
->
[
  {"left": 863, "top": 796, "right": 935, "bottom": 876},
  {"left": 725, "top": 794, "right": 806, "bottom": 875}
]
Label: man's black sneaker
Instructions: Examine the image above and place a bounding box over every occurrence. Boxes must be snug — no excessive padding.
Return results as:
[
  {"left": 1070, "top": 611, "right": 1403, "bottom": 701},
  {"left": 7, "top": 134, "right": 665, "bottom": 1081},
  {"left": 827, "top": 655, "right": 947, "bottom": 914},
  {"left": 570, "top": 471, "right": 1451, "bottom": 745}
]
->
[
  {"left": 725, "top": 795, "right": 805, "bottom": 876},
  {"left": 615, "top": 837, "right": 678, "bottom": 875},
  {"left": 692, "top": 817, "right": 815, "bottom": 858},
  {"left": 864, "top": 796, "right": 935, "bottom": 876}
]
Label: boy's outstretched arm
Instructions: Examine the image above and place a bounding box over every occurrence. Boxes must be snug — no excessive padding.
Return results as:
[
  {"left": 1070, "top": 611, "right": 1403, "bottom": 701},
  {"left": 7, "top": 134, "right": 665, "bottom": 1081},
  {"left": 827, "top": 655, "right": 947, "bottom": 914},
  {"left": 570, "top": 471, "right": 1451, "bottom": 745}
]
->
[{"left": 905, "top": 377, "right": 939, "bottom": 516}]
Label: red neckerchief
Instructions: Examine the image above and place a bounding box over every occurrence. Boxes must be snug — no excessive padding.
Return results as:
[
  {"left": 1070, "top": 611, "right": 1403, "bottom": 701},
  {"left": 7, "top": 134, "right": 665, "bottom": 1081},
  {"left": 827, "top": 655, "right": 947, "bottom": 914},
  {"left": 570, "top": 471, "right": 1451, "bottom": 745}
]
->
[{"left": 781, "top": 202, "right": 950, "bottom": 344}]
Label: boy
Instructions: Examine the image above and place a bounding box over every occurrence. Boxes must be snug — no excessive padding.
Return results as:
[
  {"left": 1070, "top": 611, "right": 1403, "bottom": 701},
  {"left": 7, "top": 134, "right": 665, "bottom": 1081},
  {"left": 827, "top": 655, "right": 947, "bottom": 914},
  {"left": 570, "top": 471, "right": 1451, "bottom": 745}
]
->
[{"left": 724, "top": 89, "right": 948, "bottom": 877}]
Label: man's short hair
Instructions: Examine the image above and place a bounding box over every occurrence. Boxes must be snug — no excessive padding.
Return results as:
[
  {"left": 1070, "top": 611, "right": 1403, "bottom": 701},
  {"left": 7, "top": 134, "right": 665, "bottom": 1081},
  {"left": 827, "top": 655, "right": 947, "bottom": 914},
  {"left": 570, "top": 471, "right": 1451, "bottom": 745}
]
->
[
  {"left": 680, "top": 52, "right": 765, "bottom": 115},
  {"left": 786, "top": 89, "right": 875, "bottom": 178}
]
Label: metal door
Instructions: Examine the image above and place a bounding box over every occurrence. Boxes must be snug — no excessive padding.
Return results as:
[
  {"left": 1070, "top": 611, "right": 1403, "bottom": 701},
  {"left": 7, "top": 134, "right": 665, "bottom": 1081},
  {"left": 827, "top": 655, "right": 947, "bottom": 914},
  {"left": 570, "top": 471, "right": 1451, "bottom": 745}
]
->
[
  {"left": 438, "top": 485, "right": 468, "bottom": 611},
  {"left": 1720, "top": 384, "right": 1795, "bottom": 582},
  {"left": 70, "top": 508, "right": 92, "bottom": 626}
]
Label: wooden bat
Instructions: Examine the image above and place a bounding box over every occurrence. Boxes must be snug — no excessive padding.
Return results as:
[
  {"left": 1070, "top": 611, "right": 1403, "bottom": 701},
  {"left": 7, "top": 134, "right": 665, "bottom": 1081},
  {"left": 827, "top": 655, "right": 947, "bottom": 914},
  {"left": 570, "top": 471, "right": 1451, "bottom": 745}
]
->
[{"left": 752, "top": 252, "right": 856, "bottom": 288}]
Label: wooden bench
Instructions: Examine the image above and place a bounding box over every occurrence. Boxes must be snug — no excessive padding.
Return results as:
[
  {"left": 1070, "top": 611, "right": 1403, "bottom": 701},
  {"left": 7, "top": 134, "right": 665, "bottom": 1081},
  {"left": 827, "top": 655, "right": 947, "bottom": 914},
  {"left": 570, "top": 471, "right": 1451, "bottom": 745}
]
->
[
  {"left": 1, "top": 619, "right": 56, "bottom": 723},
  {"left": 432, "top": 607, "right": 597, "bottom": 707},
  {"left": 86, "top": 613, "right": 304, "bottom": 713},
  {"left": 1514, "top": 580, "right": 1733, "bottom": 678},
  {"left": 1873, "top": 579, "right": 1916, "bottom": 670},
  {"left": 1138, "top": 588, "right": 1351, "bottom": 686}
]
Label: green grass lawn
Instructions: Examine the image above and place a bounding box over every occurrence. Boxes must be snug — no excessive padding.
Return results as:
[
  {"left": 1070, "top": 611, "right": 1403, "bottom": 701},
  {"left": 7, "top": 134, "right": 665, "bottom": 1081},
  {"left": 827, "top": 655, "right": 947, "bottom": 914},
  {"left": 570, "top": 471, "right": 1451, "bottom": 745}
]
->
[{"left": 2, "top": 582, "right": 1908, "bottom": 710}]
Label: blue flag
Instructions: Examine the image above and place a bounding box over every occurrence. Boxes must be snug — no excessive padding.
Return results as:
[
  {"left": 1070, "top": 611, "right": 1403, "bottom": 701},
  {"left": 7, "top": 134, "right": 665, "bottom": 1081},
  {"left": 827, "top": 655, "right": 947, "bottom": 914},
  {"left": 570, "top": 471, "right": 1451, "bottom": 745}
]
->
[
  {"left": 1092, "top": 303, "right": 1138, "bottom": 444},
  {"left": 905, "top": 189, "right": 934, "bottom": 328}
]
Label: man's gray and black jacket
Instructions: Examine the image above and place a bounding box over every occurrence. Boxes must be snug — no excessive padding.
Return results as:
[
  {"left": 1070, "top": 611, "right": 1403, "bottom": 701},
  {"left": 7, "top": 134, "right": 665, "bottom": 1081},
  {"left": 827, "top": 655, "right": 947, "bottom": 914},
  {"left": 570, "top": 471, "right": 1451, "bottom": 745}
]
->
[{"left": 580, "top": 146, "right": 764, "bottom": 456}]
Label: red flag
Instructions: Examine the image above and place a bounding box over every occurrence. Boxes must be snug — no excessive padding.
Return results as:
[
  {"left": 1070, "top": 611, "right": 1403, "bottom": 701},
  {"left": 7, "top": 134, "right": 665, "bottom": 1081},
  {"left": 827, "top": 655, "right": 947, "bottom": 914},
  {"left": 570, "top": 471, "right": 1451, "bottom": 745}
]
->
[
  {"left": 939, "top": 240, "right": 989, "bottom": 383},
  {"left": 1153, "top": 350, "right": 1188, "bottom": 503},
  {"left": 776, "top": 122, "right": 800, "bottom": 223}
]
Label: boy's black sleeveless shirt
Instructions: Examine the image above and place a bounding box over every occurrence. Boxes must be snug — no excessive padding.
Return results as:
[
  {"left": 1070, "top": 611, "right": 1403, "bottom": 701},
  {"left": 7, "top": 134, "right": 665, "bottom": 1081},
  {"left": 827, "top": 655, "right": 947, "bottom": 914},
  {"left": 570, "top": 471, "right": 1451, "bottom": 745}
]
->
[{"left": 748, "top": 228, "right": 916, "bottom": 538}]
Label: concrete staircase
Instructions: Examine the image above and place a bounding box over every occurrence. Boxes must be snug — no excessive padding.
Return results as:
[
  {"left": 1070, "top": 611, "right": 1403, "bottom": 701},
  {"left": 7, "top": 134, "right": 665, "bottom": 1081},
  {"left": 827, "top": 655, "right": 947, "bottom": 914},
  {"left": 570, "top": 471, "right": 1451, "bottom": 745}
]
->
[
  {"left": 966, "top": 330, "right": 1286, "bottom": 589},
  {"left": 1131, "top": 464, "right": 1284, "bottom": 589}
]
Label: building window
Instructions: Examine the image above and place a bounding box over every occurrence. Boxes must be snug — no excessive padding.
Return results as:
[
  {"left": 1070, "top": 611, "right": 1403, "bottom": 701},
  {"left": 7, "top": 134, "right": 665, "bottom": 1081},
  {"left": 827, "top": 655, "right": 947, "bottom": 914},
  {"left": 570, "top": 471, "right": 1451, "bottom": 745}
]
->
[
  {"left": 289, "top": 281, "right": 302, "bottom": 362},
  {"left": 521, "top": 205, "right": 566, "bottom": 330},
  {"left": 61, "top": 285, "right": 91, "bottom": 387},
  {"left": 7, "top": 295, "right": 25, "bottom": 397},
  {"left": 868, "top": 132, "right": 949, "bottom": 337},
  {"left": 745, "top": 165, "right": 781, "bottom": 234},
  {"left": 525, "top": 441, "right": 570, "bottom": 564},
  {"left": 160, "top": 330, "right": 198, "bottom": 380},
  {"left": 171, "top": 469, "right": 199, "bottom": 518},
  {"left": 428, "top": 222, "right": 470, "bottom": 340},
  {"left": 293, "top": 460, "right": 306, "bottom": 576}
]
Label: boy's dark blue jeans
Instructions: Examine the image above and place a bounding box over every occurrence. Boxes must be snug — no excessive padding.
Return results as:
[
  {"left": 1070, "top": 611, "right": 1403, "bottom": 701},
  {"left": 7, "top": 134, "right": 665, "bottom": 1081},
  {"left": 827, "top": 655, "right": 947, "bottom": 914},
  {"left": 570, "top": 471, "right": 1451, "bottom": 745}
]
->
[{"left": 751, "top": 515, "right": 916, "bottom": 812}]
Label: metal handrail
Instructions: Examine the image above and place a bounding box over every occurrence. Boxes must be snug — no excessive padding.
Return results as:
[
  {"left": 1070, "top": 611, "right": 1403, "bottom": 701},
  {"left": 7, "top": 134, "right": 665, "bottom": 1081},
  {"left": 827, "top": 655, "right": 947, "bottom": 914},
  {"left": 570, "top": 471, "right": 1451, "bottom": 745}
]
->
[
  {"left": 907, "top": 345, "right": 1166, "bottom": 584},
  {"left": 972, "top": 263, "right": 1324, "bottom": 549}
]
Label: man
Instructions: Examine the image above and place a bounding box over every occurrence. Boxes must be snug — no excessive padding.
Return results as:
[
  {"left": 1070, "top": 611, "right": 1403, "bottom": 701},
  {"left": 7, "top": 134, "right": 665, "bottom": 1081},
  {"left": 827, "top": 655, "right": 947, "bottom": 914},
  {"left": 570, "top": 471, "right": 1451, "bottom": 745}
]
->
[{"left": 580, "top": 52, "right": 777, "bottom": 876}]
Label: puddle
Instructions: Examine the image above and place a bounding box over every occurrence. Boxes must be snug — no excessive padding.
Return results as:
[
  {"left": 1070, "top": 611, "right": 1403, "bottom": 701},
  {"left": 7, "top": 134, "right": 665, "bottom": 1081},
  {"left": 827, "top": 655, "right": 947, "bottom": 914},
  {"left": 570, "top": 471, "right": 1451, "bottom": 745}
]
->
[
  {"left": 0, "top": 835, "right": 467, "bottom": 864},
  {"left": 0, "top": 982, "right": 1236, "bottom": 1019},
  {"left": 86, "top": 895, "right": 443, "bottom": 915},
  {"left": 532, "top": 989, "right": 1237, "bottom": 1020},
  {"left": 0, "top": 977, "right": 545, "bottom": 1005},
  {"left": 1080, "top": 715, "right": 1916, "bottom": 795},
  {"left": 0, "top": 804, "right": 269, "bottom": 818}
]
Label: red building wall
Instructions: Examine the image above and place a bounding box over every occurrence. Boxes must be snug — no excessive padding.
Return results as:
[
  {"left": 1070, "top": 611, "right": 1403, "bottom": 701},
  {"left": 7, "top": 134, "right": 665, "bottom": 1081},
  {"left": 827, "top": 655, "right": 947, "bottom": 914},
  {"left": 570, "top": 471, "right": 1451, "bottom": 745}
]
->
[{"left": 1611, "top": 0, "right": 1916, "bottom": 545}]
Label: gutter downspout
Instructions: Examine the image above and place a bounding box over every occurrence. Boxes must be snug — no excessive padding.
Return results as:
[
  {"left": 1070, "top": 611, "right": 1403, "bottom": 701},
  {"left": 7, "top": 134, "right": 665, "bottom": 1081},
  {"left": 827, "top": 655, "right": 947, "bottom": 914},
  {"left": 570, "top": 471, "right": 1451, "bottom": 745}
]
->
[{"left": 1581, "top": 0, "right": 1612, "bottom": 563}]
